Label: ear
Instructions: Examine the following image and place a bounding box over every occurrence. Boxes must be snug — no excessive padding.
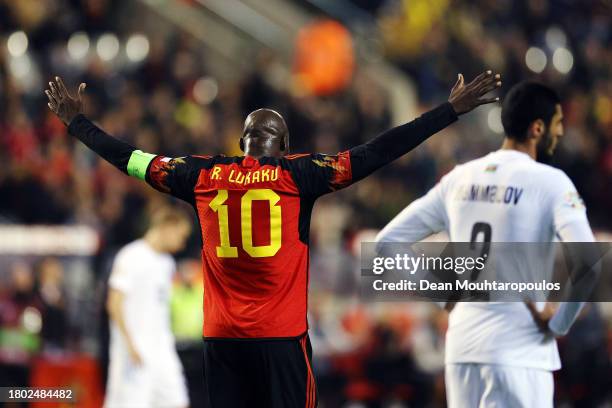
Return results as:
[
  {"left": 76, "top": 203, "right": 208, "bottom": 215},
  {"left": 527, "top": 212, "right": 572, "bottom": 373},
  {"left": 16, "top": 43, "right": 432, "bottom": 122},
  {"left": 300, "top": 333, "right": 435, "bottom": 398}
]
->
[
  {"left": 528, "top": 119, "right": 546, "bottom": 140},
  {"left": 239, "top": 138, "right": 245, "bottom": 152},
  {"left": 280, "top": 139, "right": 286, "bottom": 151}
]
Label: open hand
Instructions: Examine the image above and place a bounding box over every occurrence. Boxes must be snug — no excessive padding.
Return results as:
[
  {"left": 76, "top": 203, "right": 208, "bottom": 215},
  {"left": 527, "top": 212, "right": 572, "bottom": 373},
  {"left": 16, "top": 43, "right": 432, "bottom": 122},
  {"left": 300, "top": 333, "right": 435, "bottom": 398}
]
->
[
  {"left": 45, "top": 76, "right": 87, "bottom": 126},
  {"left": 448, "top": 70, "right": 501, "bottom": 115}
]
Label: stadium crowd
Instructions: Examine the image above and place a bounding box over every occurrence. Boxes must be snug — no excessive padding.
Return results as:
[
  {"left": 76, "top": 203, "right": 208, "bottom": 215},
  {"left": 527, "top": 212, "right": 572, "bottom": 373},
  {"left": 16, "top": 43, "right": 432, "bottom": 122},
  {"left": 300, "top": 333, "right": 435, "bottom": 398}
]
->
[{"left": 0, "top": 0, "right": 610, "bottom": 406}]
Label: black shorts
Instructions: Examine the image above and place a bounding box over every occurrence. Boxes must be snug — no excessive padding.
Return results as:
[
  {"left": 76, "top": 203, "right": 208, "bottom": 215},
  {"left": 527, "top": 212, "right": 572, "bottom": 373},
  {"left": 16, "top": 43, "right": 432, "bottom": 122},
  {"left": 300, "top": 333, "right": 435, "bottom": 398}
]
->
[{"left": 202, "top": 334, "right": 318, "bottom": 408}]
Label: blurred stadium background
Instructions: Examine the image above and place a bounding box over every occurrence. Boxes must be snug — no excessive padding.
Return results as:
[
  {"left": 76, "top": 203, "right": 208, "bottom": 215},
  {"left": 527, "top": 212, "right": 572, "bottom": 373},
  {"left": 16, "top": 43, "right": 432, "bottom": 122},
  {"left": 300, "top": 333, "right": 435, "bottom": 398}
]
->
[{"left": 0, "top": 0, "right": 610, "bottom": 407}]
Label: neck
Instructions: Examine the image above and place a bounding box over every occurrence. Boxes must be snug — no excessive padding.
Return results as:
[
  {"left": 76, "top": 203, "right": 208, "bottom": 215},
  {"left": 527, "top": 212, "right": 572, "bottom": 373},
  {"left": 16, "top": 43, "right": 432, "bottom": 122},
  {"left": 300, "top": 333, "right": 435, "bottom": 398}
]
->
[
  {"left": 144, "top": 229, "right": 165, "bottom": 253},
  {"left": 243, "top": 149, "right": 281, "bottom": 159},
  {"left": 500, "top": 137, "right": 536, "bottom": 160}
]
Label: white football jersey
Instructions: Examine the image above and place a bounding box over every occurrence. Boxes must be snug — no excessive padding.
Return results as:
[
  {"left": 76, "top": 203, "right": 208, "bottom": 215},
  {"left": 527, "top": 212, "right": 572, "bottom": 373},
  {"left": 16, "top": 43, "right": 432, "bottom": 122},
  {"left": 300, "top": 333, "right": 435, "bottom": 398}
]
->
[
  {"left": 108, "top": 239, "right": 177, "bottom": 360},
  {"left": 377, "top": 149, "right": 591, "bottom": 370}
]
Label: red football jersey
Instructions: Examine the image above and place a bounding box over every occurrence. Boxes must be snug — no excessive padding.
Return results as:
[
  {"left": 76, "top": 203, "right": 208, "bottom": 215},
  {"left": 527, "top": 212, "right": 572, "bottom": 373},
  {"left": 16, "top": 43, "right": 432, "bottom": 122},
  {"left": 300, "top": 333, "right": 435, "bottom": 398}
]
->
[{"left": 146, "top": 152, "right": 353, "bottom": 338}]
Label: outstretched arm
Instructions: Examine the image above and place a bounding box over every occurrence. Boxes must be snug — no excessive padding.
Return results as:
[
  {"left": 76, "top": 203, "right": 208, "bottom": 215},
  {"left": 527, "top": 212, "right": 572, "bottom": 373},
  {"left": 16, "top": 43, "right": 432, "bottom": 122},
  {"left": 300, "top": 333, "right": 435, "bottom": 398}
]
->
[
  {"left": 350, "top": 71, "right": 501, "bottom": 183},
  {"left": 289, "top": 71, "right": 502, "bottom": 197},
  {"left": 45, "top": 76, "right": 150, "bottom": 177},
  {"left": 46, "top": 76, "right": 201, "bottom": 203}
]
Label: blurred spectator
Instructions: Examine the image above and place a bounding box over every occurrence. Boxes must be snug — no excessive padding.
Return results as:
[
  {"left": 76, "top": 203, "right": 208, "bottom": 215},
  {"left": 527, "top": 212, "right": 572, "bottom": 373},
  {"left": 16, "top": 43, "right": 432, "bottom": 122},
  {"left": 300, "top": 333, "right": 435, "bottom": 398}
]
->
[
  {"left": 411, "top": 306, "right": 448, "bottom": 407},
  {"left": 556, "top": 304, "right": 611, "bottom": 407},
  {"left": 171, "top": 258, "right": 205, "bottom": 408},
  {"left": 37, "top": 257, "right": 68, "bottom": 351},
  {"left": 363, "top": 323, "right": 433, "bottom": 407},
  {"left": 170, "top": 258, "right": 203, "bottom": 342},
  {"left": 0, "top": 262, "right": 43, "bottom": 389}
]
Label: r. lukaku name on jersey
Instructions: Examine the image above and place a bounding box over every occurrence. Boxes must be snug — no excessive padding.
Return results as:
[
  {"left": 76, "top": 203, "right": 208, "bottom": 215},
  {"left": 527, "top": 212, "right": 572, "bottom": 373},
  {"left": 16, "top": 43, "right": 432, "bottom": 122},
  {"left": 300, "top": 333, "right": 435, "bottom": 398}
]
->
[{"left": 210, "top": 165, "right": 280, "bottom": 185}]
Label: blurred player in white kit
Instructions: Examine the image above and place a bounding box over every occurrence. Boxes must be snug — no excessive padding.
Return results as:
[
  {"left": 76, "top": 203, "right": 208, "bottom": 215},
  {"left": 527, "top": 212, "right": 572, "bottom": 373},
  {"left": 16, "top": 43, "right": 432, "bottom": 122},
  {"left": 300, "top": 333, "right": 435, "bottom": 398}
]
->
[
  {"left": 377, "top": 82, "right": 597, "bottom": 407},
  {"left": 104, "top": 207, "right": 192, "bottom": 408}
]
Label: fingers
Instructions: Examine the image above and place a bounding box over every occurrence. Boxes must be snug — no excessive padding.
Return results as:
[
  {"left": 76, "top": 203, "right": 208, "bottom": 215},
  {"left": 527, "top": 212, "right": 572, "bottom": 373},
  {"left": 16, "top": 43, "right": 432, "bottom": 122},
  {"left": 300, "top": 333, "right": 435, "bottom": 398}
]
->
[
  {"left": 55, "top": 76, "right": 70, "bottom": 98},
  {"left": 467, "top": 71, "right": 501, "bottom": 95},
  {"left": 48, "top": 80, "right": 65, "bottom": 110},
  {"left": 45, "top": 89, "right": 59, "bottom": 106},
  {"left": 473, "top": 72, "right": 500, "bottom": 92},
  {"left": 477, "top": 96, "right": 500, "bottom": 106},
  {"left": 452, "top": 73, "right": 464, "bottom": 92},
  {"left": 77, "top": 83, "right": 87, "bottom": 100},
  {"left": 479, "top": 80, "right": 502, "bottom": 96},
  {"left": 470, "top": 71, "right": 501, "bottom": 103},
  {"left": 467, "top": 70, "right": 492, "bottom": 88},
  {"left": 48, "top": 81, "right": 61, "bottom": 100},
  {"left": 45, "top": 87, "right": 60, "bottom": 113},
  {"left": 477, "top": 74, "right": 502, "bottom": 95},
  {"left": 451, "top": 75, "right": 460, "bottom": 92},
  {"left": 478, "top": 73, "right": 501, "bottom": 90}
]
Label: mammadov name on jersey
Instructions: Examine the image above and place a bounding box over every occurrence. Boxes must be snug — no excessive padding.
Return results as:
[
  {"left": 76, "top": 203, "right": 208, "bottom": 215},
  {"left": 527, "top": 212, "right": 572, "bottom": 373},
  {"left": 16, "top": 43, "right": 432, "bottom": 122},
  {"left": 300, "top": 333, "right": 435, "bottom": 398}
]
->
[
  {"left": 454, "top": 184, "right": 524, "bottom": 205},
  {"left": 372, "top": 279, "right": 560, "bottom": 292},
  {"left": 210, "top": 165, "right": 280, "bottom": 185}
]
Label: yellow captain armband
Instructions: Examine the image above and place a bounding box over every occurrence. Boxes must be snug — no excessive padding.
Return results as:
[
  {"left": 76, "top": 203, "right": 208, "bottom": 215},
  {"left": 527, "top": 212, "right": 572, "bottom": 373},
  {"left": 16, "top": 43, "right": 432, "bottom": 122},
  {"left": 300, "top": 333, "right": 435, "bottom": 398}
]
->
[{"left": 127, "top": 150, "right": 156, "bottom": 180}]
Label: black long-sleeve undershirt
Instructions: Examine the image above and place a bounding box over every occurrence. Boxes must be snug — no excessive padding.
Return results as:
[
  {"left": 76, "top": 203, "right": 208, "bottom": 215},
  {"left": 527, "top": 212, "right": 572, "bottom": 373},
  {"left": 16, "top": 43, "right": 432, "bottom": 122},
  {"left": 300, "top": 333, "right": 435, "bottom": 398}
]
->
[
  {"left": 349, "top": 102, "right": 457, "bottom": 182},
  {"left": 68, "top": 114, "right": 136, "bottom": 174}
]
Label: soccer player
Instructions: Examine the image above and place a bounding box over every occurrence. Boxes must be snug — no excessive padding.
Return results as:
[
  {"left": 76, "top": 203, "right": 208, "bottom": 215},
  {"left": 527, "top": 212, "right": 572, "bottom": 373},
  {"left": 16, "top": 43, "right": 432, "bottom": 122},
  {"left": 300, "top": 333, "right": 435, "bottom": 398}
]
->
[
  {"left": 376, "top": 82, "right": 596, "bottom": 408},
  {"left": 45, "top": 71, "right": 500, "bottom": 407},
  {"left": 105, "top": 207, "right": 191, "bottom": 408}
]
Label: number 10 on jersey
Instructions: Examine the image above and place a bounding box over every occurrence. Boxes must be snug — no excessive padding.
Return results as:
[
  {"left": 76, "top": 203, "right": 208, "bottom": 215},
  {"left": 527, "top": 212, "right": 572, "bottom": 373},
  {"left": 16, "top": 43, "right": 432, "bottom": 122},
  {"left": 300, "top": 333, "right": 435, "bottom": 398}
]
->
[{"left": 209, "top": 189, "right": 282, "bottom": 258}]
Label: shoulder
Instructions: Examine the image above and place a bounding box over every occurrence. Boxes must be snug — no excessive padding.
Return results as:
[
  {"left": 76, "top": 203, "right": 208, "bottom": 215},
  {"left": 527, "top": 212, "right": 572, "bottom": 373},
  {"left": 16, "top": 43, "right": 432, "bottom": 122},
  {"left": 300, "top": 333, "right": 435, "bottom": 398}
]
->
[
  {"left": 527, "top": 163, "right": 575, "bottom": 192},
  {"left": 280, "top": 153, "right": 314, "bottom": 167},
  {"left": 512, "top": 163, "right": 581, "bottom": 209},
  {"left": 282, "top": 152, "right": 350, "bottom": 162},
  {"left": 117, "top": 240, "right": 146, "bottom": 257},
  {"left": 113, "top": 240, "right": 146, "bottom": 269},
  {"left": 284, "top": 153, "right": 313, "bottom": 160},
  {"left": 280, "top": 152, "right": 350, "bottom": 168},
  {"left": 154, "top": 252, "right": 175, "bottom": 270},
  {"left": 277, "top": 153, "right": 314, "bottom": 171},
  {"left": 530, "top": 161, "right": 569, "bottom": 178}
]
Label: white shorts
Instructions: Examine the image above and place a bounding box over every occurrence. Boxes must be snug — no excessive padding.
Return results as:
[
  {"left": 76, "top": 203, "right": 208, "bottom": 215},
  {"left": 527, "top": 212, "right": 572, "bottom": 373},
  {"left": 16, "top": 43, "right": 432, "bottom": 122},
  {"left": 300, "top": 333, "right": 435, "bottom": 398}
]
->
[
  {"left": 445, "top": 363, "right": 553, "bottom": 408},
  {"left": 104, "top": 350, "right": 189, "bottom": 408}
]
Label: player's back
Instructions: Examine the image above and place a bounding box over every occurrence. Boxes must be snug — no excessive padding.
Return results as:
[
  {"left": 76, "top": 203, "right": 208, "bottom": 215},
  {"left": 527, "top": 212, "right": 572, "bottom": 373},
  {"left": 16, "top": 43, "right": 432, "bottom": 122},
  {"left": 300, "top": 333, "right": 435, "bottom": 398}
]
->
[
  {"left": 439, "top": 149, "right": 581, "bottom": 370},
  {"left": 194, "top": 155, "right": 307, "bottom": 339},
  {"left": 163, "top": 153, "right": 352, "bottom": 339},
  {"left": 444, "top": 150, "right": 561, "bottom": 242}
]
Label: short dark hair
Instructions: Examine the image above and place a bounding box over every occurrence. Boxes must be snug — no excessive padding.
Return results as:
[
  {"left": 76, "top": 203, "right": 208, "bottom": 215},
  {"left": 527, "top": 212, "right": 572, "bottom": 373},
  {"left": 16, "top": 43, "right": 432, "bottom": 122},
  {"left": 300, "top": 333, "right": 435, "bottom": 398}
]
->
[{"left": 501, "top": 82, "right": 560, "bottom": 141}]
